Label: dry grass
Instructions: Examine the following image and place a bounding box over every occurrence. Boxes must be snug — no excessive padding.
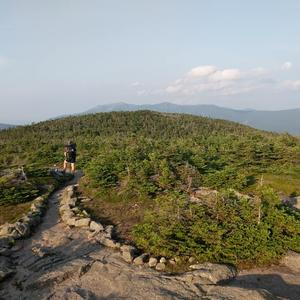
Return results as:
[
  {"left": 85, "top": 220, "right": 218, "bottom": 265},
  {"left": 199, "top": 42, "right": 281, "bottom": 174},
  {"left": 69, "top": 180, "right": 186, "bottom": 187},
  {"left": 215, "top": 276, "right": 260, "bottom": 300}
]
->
[{"left": 0, "top": 201, "right": 33, "bottom": 225}]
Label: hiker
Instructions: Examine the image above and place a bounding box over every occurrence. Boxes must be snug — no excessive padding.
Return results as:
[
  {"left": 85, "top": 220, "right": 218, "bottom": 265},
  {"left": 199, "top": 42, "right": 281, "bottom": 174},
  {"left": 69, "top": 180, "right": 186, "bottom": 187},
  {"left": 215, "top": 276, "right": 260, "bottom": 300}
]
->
[{"left": 63, "top": 141, "right": 77, "bottom": 174}]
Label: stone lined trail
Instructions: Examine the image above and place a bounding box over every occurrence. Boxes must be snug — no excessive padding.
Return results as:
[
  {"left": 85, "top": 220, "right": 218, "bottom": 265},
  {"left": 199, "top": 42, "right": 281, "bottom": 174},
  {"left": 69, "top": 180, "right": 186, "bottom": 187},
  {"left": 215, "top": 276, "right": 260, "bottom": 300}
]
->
[{"left": 0, "top": 174, "right": 299, "bottom": 299}]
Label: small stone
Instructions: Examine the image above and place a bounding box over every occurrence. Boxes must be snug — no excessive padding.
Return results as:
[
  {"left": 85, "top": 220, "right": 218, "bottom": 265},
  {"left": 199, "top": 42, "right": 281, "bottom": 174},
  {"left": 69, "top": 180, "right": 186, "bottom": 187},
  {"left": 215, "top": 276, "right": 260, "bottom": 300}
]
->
[
  {"left": 14, "top": 222, "right": 30, "bottom": 238},
  {"left": 160, "top": 257, "right": 166, "bottom": 263},
  {"left": 65, "top": 197, "right": 77, "bottom": 207},
  {"left": 89, "top": 221, "right": 104, "bottom": 232},
  {"left": 133, "top": 253, "right": 149, "bottom": 265},
  {"left": 148, "top": 257, "right": 158, "bottom": 268},
  {"left": 155, "top": 262, "right": 166, "bottom": 271},
  {"left": 169, "top": 259, "right": 176, "bottom": 265},
  {"left": 98, "top": 237, "right": 120, "bottom": 249},
  {"left": 66, "top": 217, "right": 77, "bottom": 227},
  {"left": 59, "top": 205, "right": 70, "bottom": 214},
  {"left": 120, "top": 245, "right": 137, "bottom": 263},
  {"left": 74, "top": 218, "right": 91, "bottom": 228},
  {"left": 61, "top": 211, "right": 75, "bottom": 222},
  {"left": 31, "top": 246, "right": 52, "bottom": 258},
  {"left": 188, "top": 257, "right": 196, "bottom": 263},
  {"left": 82, "top": 210, "right": 89, "bottom": 217},
  {"left": 104, "top": 225, "right": 114, "bottom": 238},
  {"left": 174, "top": 257, "right": 181, "bottom": 263},
  {"left": 81, "top": 197, "right": 91, "bottom": 203},
  {"left": 189, "top": 264, "right": 203, "bottom": 270}
]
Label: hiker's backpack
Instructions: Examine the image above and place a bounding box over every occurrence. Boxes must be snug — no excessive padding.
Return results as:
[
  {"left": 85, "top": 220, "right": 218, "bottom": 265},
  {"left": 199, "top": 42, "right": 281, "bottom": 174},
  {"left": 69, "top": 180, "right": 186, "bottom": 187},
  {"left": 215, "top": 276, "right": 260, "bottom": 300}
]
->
[{"left": 65, "top": 143, "right": 76, "bottom": 160}]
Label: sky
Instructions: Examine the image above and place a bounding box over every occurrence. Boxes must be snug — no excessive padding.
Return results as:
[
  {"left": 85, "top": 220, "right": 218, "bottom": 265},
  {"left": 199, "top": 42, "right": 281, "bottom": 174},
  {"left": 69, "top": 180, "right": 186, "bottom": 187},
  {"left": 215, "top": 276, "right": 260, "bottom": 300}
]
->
[{"left": 0, "top": 0, "right": 300, "bottom": 124}]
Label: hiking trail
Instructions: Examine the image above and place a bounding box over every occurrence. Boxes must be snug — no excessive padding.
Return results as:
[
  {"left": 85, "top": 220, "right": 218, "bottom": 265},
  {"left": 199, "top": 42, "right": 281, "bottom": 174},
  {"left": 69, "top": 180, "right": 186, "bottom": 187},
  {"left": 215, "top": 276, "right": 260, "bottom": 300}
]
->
[{"left": 0, "top": 173, "right": 299, "bottom": 300}]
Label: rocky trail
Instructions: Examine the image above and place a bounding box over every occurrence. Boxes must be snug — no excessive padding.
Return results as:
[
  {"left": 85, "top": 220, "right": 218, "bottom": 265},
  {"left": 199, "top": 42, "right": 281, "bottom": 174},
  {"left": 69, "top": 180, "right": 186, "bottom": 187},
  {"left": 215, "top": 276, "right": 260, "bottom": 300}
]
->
[{"left": 0, "top": 174, "right": 299, "bottom": 300}]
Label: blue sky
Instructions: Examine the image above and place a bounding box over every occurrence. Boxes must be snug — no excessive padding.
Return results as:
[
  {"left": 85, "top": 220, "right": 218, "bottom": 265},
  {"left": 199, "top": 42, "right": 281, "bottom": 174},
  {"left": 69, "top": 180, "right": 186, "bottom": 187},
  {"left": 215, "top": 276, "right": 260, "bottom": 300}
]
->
[{"left": 0, "top": 0, "right": 300, "bottom": 123}]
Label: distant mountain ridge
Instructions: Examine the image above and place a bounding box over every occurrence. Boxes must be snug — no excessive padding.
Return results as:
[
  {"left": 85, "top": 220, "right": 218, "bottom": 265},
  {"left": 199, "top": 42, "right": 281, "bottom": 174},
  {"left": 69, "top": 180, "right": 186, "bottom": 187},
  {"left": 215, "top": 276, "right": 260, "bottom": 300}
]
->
[
  {"left": 0, "top": 123, "right": 15, "bottom": 130},
  {"left": 84, "top": 102, "right": 300, "bottom": 135}
]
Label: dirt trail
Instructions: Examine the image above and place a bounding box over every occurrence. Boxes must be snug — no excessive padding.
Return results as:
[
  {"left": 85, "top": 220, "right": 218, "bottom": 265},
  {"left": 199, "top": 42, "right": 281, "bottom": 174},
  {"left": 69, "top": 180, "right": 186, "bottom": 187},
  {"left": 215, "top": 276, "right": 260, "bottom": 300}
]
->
[{"left": 0, "top": 174, "right": 299, "bottom": 300}]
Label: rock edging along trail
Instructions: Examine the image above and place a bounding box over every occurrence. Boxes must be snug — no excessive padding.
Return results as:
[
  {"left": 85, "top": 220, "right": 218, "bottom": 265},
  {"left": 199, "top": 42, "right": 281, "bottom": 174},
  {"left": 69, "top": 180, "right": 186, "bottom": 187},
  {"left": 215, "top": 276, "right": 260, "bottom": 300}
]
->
[
  {"left": 0, "top": 185, "right": 55, "bottom": 251},
  {"left": 59, "top": 184, "right": 237, "bottom": 279}
]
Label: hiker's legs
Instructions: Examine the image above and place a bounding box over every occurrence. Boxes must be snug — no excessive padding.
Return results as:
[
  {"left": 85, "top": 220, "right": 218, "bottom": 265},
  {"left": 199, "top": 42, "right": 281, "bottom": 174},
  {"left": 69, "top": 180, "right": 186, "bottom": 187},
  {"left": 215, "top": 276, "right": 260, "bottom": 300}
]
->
[
  {"left": 63, "top": 160, "right": 68, "bottom": 171},
  {"left": 71, "top": 163, "right": 75, "bottom": 174}
]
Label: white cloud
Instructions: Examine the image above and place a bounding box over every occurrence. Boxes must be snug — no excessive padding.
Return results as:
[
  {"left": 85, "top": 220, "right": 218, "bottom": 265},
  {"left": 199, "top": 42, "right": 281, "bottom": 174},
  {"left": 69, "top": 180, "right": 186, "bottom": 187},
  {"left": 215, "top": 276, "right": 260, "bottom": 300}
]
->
[
  {"left": 131, "top": 81, "right": 141, "bottom": 87},
  {"left": 209, "top": 69, "right": 241, "bottom": 81},
  {"left": 165, "top": 65, "right": 267, "bottom": 96},
  {"left": 282, "top": 62, "right": 292, "bottom": 70},
  {"left": 283, "top": 80, "right": 300, "bottom": 90},
  {"left": 187, "top": 65, "right": 217, "bottom": 78}
]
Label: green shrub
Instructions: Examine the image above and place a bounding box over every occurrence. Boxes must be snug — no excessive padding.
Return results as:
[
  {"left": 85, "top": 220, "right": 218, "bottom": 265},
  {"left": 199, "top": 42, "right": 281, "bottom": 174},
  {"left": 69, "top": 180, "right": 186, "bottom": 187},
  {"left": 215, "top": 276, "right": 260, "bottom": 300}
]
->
[{"left": 132, "top": 188, "right": 300, "bottom": 267}]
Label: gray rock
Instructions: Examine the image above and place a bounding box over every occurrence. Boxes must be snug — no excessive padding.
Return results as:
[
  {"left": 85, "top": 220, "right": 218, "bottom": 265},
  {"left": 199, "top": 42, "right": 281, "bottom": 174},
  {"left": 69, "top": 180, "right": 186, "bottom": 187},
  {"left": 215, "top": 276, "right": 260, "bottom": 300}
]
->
[
  {"left": 89, "top": 221, "right": 104, "bottom": 233},
  {"left": 0, "top": 223, "right": 15, "bottom": 236},
  {"left": 133, "top": 253, "right": 149, "bottom": 265},
  {"left": 149, "top": 257, "right": 158, "bottom": 268},
  {"left": 174, "top": 257, "right": 181, "bottom": 263},
  {"left": 64, "top": 197, "right": 77, "bottom": 208},
  {"left": 14, "top": 222, "right": 30, "bottom": 238},
  {"left": 59, "top": 204, "right": 70, "bottom": 214},
  {"left": 120, "top": 245, "right": 137, "bottom": 263},
  {"left": 66, "top": 217, "right": 77, "bottom": 227},
  {"left": 160, "top": 257, "right": 166, "bottom": 263},
  {"left": 80, "top": 197, "right": 92, "bottom": 203},
  {"left": 185, "top": 263, "right": 237, "bottom": 284},
  {"left": 74, "top": 218, "right": 91, "bottom": 228},
  {"left": 97, "top": 237, "right": 121, "bottom": 249},
  {"left": 155, "top": 262, "right": 166, "bottom": 271},
  {"left": 104, "top": 225, "right": 114, "bottom": 238},
  {"left": 61, "top": 210, "right": 75, "bottom": 222},
  {"left": 10, "top": 229, "right": 21, "bottom": 239}
]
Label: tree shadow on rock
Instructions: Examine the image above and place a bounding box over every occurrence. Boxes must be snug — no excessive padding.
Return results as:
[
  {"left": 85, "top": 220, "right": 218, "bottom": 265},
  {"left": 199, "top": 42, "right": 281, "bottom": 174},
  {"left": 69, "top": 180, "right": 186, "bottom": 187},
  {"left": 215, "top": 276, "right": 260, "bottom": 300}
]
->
[{"left": 227, "top": 273, "right": 300, "bottom": 300}]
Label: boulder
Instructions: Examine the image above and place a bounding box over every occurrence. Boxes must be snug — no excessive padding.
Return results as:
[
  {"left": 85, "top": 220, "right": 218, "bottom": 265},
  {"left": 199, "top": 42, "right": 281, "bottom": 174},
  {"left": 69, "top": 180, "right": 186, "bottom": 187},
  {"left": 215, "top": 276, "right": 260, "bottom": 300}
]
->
[
  {"left": 89, "top": 221, "right": 104, "bottom": 233},
  {"left": 61, "top": 211, "right": 75, "bottom": 223},
  {"left": 185, "top": 263, "right": 237, "bottom": 284},
  {"left": 97, "top": 237, "right": 121, "bottom": 249},
  {"left": 104, "top": 225, "right": 114, "bottom": 239},
  {"left": 120, "top": 245, "right": 137, "bottom": 263},
  {"left": 14, "top": 222, "right": 30, "bottom": 238},
  {"left": 133, "top": 253, "right": 149, "bottom": 265},
  {"left": 64, "top": 197, "right": 77, "bottom": 208},
  {"left": 148, "top": 257, "right": 158, "bottom": 268},
  {"left": 155, "top": 262, "right": 166, "bottom": 271},
  {"left": 66, "top": 217, "right": 77, "bottom": 227},
  {"left": 0, "top": 224, "right": 15, "bottom": 237},
  {"left": 74, "top": 218, "right": 91, "bottom": 228}
]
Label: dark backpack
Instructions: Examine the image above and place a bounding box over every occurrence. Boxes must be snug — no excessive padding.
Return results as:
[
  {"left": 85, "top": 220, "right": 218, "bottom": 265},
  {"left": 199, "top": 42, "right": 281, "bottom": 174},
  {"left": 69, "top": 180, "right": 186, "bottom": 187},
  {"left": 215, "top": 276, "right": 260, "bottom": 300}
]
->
[{"left": 65, "top": 144, "right": 76, "bottom": 160}]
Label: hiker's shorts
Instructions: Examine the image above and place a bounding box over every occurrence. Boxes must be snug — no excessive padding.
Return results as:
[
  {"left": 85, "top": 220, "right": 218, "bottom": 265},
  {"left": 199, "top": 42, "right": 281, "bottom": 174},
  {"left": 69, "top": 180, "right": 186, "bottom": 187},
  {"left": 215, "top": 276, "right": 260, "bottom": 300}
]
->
[{"left": 65, "top": 156, "right": 76, "bottom": 163}]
